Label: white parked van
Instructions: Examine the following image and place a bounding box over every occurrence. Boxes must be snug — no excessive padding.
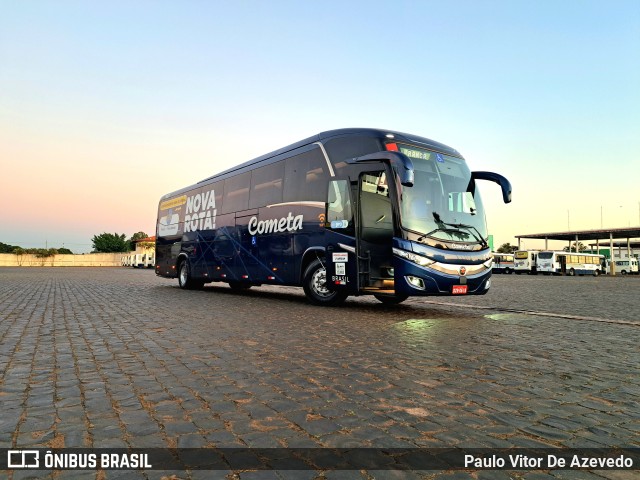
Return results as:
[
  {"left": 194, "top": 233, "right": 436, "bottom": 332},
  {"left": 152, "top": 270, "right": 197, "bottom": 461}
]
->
[{"left": 606, "top": 258, "right": 639, "bottom": 275}]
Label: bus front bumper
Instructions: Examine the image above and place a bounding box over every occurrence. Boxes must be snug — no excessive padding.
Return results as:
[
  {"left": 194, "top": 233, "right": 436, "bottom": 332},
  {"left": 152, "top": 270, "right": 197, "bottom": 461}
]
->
[{"left": 393, "top": 257, "right": 492, "bottom": 296}]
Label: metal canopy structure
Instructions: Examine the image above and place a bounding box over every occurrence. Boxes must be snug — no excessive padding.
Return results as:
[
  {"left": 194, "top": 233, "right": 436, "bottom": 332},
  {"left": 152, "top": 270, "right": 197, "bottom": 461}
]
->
[
  {"left": 516, "top": 227, "right": 640, "bottom": 244},
  {"left": 515, "top": 227, "right": 640, "bottom": 275}
]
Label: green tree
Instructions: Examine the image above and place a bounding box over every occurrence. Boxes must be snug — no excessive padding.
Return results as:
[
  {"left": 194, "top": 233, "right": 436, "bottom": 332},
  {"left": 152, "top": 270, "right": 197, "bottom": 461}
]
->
[
  {"left": 496, "top": 242, "right": 518, "bottom": 253},
  {"left": 128, "top": 231, "right": 149, "bottom": 251},
  {"left": 563, "top": 242, "right": 587, "bottom": 253},
  {"left": 92, "top": 233, "right": 129, "bottom": 253},
  {"left": 0, "top": 242, "right": 19, "bottom": 253},
  {"left": 57, "top": 247, "right": 73, "bottom": 254},
  {"left": 29, "top": 248, "right": 58, "bottom": 258}
]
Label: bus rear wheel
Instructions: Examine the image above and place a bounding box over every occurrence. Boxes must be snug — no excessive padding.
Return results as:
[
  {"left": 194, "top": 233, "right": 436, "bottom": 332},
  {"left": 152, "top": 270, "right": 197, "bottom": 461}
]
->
[
  {"left": 302, "top": 259, "right": 348, "bottom": 306},
  {"left": 178, "top": 260, "right": 204, "bottom": 290}
]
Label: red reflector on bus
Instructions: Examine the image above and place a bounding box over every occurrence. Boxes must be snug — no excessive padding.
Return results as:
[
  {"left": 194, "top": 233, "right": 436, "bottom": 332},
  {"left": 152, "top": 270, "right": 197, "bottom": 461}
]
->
[
  {"left": 242, "top": 275, "right": 249, "bottom": 279},
  {"left": 268, "top": 276, "right": 275, "bottom": 280},
  {"left": 221, "top": 274, "right": 227, "bottom": 278},
  {"left": 385, "top": 143, "right": 399, "bottom": 151}
]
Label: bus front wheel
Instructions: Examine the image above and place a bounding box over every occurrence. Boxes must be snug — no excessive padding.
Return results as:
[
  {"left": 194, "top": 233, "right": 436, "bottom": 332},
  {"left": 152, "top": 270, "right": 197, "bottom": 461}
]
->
[
  {"left": 178, "top": 260, "right": 204, "bottom": 290},
  {"left": 374, "top": 294, "right": 408, "bottom": 305},
  {"left": 302, "top": 259, "right": 348, "bottom": 306}
]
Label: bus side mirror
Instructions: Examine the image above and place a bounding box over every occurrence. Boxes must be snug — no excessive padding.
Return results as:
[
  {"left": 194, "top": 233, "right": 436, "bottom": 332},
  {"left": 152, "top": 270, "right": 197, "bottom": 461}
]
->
[
  {"left": 472, "top": 171, "right": 512, "bottom": 203},
  {"left": 347, "top": 151, "right": 414, "bottom": 187}
]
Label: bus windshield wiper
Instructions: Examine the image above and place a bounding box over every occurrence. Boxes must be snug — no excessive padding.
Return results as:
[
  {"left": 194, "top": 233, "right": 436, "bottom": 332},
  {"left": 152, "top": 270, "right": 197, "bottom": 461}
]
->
[
  {"left": 417, "top": 226, "right": 470, "bottom": 243},
  {"left": 440, "top": 221, "right": 489, "bottom": 248}
]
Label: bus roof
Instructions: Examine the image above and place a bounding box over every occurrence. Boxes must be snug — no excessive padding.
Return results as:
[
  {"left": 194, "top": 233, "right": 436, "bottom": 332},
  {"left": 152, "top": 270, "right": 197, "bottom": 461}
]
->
[{"left": 160, "top": 128, "right": 461, "bottom": 200}]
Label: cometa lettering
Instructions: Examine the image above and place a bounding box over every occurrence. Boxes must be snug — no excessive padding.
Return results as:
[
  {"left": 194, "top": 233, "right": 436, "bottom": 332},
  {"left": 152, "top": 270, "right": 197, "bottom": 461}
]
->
[{"left": 248, "top": 212, "right": 303, "bottom": 235}]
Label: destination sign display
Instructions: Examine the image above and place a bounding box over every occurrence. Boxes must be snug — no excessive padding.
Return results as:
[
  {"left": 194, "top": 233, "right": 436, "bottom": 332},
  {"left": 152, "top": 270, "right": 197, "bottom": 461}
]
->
[{"left": 399, "top": 146, "right": 432, "bottom": 161}]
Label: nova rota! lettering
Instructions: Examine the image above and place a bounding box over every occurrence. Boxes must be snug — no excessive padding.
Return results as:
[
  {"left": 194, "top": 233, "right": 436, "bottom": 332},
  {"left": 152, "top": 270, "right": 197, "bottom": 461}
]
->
[{"left": 184, "top": 189, "right": 217, "bottom": 232}]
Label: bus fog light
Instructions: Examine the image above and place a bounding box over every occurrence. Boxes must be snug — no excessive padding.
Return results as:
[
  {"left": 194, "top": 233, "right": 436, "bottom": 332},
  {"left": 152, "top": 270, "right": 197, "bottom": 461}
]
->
[
  {"left": 406, "top": 275, "right": 425, "bottom": 290},
  {"left": 485, "top": 278, "right": 491, "bottom": 289}
]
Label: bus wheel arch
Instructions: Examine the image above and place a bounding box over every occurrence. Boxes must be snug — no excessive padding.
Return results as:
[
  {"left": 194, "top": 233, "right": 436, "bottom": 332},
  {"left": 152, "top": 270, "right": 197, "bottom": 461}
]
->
[{"left": 299, "top": 248, "right": 327, "bottom": 284}]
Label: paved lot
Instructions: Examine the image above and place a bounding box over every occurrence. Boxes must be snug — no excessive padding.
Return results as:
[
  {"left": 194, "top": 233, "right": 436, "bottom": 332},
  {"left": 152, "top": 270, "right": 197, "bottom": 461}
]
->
[{"left": 0, "top": 268, "right": 639, "bottom": 479}]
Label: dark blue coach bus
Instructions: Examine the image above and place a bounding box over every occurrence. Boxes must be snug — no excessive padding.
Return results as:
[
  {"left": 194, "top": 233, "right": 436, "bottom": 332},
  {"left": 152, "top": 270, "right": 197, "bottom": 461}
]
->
[{"left": 156, "top": 128, "right": 511, "bottom": 306}]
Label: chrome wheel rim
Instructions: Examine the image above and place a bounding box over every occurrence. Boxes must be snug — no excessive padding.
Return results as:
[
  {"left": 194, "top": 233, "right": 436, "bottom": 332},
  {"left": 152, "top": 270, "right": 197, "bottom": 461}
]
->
[
  {"left": 311, "top": 267, "right": 332, "bottom": 298},
  {"left": 179, "top": 264, "right": 187, "bottom": 285}
]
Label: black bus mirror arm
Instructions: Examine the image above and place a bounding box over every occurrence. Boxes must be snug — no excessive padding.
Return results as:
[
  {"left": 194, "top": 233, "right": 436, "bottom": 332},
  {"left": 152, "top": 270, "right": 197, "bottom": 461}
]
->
[
  {"left": 346, "top": 151, "right": 415, "bottom": 187},
  {"left": 471, "top": 171, "right": 512, "bottom": 203}
]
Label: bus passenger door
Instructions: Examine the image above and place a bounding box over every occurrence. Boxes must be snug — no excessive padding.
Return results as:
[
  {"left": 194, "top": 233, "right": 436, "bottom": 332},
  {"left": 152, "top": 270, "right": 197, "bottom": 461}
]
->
[
  {"left": 324, "top": 179, "right": 358, "bottom": 294},
  {"left": 558, "top": 254, "right": 567, "bottom": 275},
  {"left": 356, "top": 172, "right": 395, "bottom": 294}
]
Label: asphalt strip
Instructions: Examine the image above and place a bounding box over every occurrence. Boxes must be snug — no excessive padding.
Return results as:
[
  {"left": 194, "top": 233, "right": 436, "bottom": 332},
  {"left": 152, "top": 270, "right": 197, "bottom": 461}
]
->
[{"left": 420, "top": 300, "right": 640, "bottom": 327}]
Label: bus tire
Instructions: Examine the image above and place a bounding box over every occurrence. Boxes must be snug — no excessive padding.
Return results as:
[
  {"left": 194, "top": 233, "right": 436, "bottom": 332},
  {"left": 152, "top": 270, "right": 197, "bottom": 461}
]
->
[
  {"left": 302, "top": 259, "right": 348, "bottom": 306},
  {"left": 505, "top": 267, "right": 512, "bottom": 274},
  {"left": 229, "top": 281, "right": 252, "bottom": 290},
  {"left": 374, "top": 294, "right": 408, "bottom": 305},
  {"left": 568, "top": 268, "right": 575, "bottom": 276},
  {"left": 593, "top": 269, "right": 600, "bottom": 276},
  {"left": 178, "top": 260, "right": 204, "bottom": 290},
  {"left": 621, "top": 270, "right": 627, "bottom": 275}
]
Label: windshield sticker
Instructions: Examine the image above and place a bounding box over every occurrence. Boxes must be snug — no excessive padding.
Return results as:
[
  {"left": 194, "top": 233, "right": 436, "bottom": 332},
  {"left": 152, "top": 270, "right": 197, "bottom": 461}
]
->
[
  {"left": 331, "top": 220, "right": 349, "bottom": 229},
  {"left": 436, "top": 153, "right": 445, "bottom": 163}
]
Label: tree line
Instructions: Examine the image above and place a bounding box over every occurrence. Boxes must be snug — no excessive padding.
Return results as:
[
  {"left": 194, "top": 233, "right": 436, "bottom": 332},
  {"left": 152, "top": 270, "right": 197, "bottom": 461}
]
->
[{"left": 0, "top": 231, "right": 150, "bottom": 255}]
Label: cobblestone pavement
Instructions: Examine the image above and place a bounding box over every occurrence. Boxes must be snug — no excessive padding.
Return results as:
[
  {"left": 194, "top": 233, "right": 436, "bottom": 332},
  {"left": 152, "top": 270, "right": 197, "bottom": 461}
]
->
[{"left": 0, "top": 268, "right": 638, "bottom": 480}]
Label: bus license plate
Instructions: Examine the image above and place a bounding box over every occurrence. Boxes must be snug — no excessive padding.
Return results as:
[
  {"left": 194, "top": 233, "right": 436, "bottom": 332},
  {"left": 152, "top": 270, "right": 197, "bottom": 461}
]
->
[{"left": 452, "top": 285, "right": 468, "bottom": 295}]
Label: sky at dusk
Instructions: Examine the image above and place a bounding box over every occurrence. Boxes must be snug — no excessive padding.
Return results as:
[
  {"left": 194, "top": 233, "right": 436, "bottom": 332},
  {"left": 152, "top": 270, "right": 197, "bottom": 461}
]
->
[{"left": 1, "top": 0, "right": 639, "bottom": 252}]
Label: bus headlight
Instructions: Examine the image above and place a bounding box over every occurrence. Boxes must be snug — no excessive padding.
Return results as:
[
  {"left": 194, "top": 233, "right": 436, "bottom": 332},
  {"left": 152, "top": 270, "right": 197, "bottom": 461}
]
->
[{"left": 392, "top": 248, "right": 435, "bottom": 267}]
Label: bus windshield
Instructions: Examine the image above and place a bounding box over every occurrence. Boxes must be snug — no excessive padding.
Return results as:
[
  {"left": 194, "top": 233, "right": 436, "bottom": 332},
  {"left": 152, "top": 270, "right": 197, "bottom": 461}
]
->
[{"left": 398, "top": 145, "right": 488, "bottom": 244}]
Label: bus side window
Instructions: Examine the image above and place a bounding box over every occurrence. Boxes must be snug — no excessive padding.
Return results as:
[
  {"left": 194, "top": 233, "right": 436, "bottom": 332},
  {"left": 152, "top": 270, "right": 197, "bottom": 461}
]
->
[
  {"left": 283, "top": 148, "right": 330, "bottom": 203},
  {"left": 327, "top": 179, "right": 353, "bottom": 232},
  {"left": 249, "top": 161, "right": 285, "bottom": 208},
  {"left": 221, "top": 172, "right": 251, "bottom": 214}
]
